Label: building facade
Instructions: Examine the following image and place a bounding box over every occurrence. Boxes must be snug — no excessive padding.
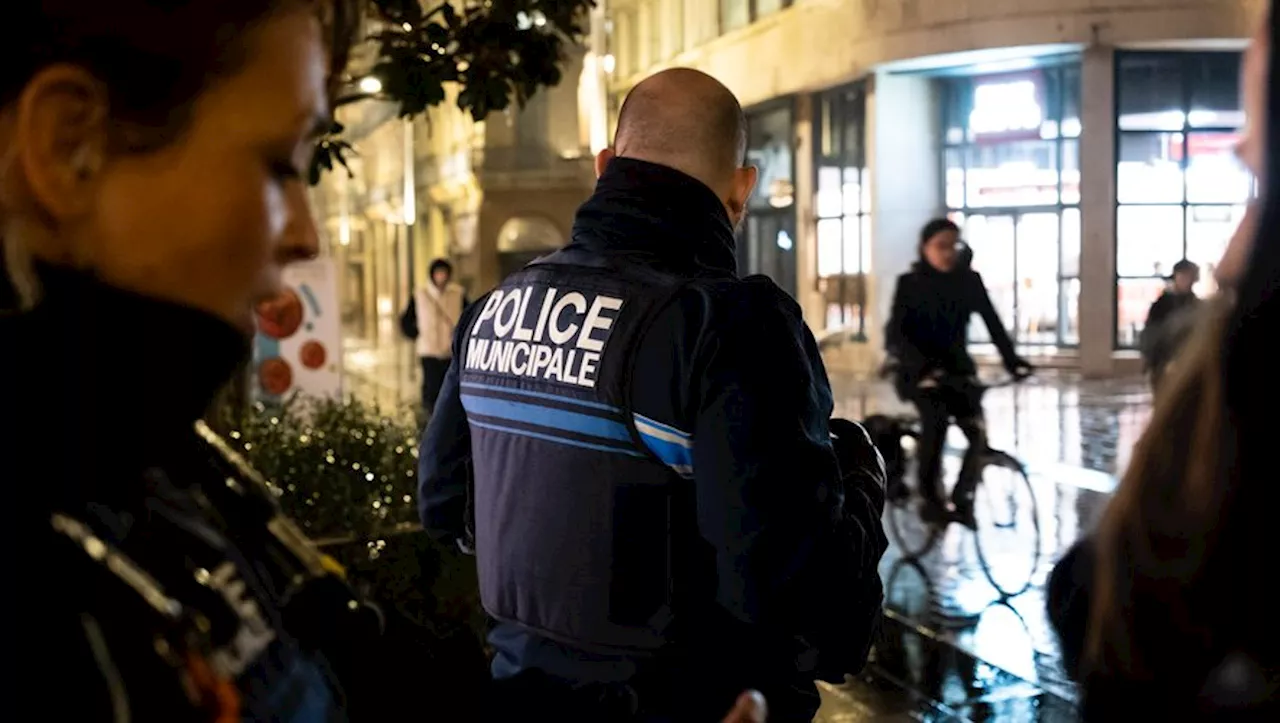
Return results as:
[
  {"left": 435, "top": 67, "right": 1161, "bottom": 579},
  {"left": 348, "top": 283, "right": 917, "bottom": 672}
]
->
[
  {"left": 311, "top": 48, "right": 600, "bottom": 402},
  {"left": 593, "top": 0, "right": 1261, "bottom": 377}
]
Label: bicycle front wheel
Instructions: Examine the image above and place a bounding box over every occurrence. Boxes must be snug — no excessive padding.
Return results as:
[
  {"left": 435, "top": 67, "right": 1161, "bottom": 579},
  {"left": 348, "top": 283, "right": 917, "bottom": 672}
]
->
[{"left": 971, "top": 450, "right": 1041, "bottom": 598}]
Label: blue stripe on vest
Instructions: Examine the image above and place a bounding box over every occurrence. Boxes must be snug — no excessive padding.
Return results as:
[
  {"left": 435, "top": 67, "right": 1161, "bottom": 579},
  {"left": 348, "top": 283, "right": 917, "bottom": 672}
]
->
[
  {"left": 633, "top": 413, "right": 694, "bottom": 478},
  {"left": 462, "top": 394, "right": 632, "bottom": 443},
  {"left": 460, "top": 381, "right": 620, "bottom": 413},
  {"left": 469, "top": 419, "right": 645, "bottom": 458}
]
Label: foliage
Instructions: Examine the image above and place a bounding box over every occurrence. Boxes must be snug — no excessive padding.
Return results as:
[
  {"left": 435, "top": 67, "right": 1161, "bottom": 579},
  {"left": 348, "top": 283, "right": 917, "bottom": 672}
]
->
[
  {"left": 312, "top": 0, "right": 597, "bottom": 182},
  {"left": 217, "top": 394, "right": 424, "bottom": 542},
  {"left": 216, "top": 394, "right": 486, "bottom": 638}
]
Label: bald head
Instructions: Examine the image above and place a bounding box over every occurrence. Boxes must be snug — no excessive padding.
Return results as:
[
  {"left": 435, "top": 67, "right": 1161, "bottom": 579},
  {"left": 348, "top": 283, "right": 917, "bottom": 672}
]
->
[{"left": 613, "top": 68, "right": 748, "bottom": 191}]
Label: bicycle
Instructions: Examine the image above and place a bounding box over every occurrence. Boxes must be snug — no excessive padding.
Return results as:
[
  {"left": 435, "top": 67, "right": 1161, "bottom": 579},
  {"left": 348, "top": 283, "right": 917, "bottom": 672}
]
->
[{"left": 864, "top": 376, "right": 1042, "bottom": 599}]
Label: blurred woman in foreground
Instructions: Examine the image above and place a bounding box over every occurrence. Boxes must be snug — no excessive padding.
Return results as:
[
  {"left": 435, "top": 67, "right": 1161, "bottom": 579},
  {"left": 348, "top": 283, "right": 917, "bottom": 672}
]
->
[
  {"left": 1047, "top": 6, "right": 1280, "bottom": 719},
  {"left": 0, "top": 1, "right": 498, "bottom": 719}
]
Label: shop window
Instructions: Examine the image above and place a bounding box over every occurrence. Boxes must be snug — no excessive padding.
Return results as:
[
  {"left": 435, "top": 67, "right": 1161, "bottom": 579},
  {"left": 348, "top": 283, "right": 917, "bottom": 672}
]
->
[
  {"left": 813, "top": 82, "right": 869, "bottom": 339},
  {"left": 940, "top": 62, "right": 1082, "bottom": 348},
  {"left": 1114, "top": 51, "right": 1245, "bottom": 348}
]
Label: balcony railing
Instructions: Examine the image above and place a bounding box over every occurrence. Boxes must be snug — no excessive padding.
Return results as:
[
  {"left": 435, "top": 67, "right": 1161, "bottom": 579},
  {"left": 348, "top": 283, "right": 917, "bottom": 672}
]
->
[{"left": 472, "top": 145, "right": 593, "bottom": 187}]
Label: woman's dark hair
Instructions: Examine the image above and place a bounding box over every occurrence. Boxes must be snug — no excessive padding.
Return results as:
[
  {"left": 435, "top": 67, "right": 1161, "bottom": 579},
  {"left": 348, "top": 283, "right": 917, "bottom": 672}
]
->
[
  {"left": 1, "top": 0, "right": 360, "bottom": 151},
  {"left": 1086, "top": 3, "right": 1280, "bottom": 697},
  {"left": 919, "top": 218, "right": 959, "bottom": 249},
  {"left": 429, "top": 259, "right": 454, "bottom": 277}
]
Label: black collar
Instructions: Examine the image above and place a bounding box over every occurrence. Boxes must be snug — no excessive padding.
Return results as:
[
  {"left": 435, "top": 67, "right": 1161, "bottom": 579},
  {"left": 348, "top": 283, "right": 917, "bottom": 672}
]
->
[
  {"left": 1, "top": 263, "right": 247, "bottom": 507},
  {"left": 568, "top": 157, "right": 738, "bottom": 276}
]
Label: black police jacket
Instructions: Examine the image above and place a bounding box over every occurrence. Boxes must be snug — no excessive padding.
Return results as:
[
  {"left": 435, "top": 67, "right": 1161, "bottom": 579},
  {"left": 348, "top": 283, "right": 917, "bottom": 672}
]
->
[
  {"left": 420, "top": 157, "right": 887, "bottom": 721},
  {"left": 0, "top": 264, "right": 486, "bottom": 720}
]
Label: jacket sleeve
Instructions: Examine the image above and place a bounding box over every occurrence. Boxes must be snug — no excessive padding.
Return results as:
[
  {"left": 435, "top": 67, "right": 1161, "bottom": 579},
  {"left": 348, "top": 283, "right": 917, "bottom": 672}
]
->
[
  {"left": 417, "top": 301, "right": 484, "bottom": 541},
  {"left": 689, "top": 281, "right": 886, "bottom": 680},
  {"left": 884, "top": 275, "right": 924, "bottom": 368},
  {"left": 971, "top": 271, "right": 1019, "bottom": 367}
]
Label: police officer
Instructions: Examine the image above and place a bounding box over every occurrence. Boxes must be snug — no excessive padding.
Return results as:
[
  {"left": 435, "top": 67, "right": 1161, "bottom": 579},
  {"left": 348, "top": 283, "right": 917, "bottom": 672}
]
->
[
  {"left": 420, "top": 68, "right": 888, "bottom": 722},
  {"left": 1, "top": 1, "right": 484, "bottom": 718}
]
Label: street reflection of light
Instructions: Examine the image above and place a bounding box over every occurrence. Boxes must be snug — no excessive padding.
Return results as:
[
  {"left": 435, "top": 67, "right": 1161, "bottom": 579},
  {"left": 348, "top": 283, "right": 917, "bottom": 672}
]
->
[{"left": 358, "top": 75, "right": 382, "bottom": 94}]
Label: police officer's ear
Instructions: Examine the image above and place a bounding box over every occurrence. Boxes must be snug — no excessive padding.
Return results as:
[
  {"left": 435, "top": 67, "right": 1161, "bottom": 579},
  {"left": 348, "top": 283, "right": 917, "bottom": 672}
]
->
[
  {"left": 726, "top": 165, "right": 758, "bottom": 219},
  {"left": 594, "top": 148, "right": 616, "bottom": 179}
]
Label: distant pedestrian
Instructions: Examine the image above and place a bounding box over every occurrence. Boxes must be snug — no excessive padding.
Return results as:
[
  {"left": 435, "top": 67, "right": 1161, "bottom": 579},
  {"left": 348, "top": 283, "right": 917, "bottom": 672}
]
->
[
  {"left": 1139, "top": 259, "right": 1201, "bottom": 390},
  {"left": 401, "top": 258, "right": 466, "bottom": 411}
]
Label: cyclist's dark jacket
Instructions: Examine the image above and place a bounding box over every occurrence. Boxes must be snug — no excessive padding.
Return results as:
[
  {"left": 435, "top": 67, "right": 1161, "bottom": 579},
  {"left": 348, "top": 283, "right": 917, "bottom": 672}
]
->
[
  {"left": 0, "top": 264, "right": 485, "bottom": 720},
  {"left": 885, "top": 261, "right": 1019, "bottom": 395},
  {"left": 419, "top": 157, "right": 887, "bottom": 721}
]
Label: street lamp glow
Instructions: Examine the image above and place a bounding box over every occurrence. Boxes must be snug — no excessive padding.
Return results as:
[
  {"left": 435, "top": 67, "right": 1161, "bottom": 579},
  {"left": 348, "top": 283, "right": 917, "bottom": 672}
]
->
[
  {"left": 358, "top": 75, "right": 382, "bottom": 94},
  {"left": 601, "top": 54, "right": 616, "bottom": 74}
]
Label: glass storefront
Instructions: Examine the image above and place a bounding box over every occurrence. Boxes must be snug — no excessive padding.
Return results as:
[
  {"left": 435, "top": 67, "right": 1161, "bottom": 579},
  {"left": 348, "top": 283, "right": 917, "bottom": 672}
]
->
[
  {"left": 1114, "top": 51, "right": 1247, "bottom": 348},
  {"left": 941, "top": 61, "right": 1082, "bottom": 348},
  {"left": 814, "top": 81, "right": 870, "bottom": 337},
  {"left": 740, "top": 100, "right": 798, "bottom": 298}
]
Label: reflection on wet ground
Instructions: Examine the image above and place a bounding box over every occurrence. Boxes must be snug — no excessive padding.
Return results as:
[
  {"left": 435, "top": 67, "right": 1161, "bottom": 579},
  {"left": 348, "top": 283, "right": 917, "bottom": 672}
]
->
[{"left": 817, "top": 372, "right": 1150, "bottom": 721}]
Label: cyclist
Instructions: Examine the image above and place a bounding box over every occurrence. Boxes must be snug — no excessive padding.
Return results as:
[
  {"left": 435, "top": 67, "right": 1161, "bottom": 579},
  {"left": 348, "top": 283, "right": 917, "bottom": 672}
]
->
[{"left": 883, "top": 218, "right": 1033, "bottom": 526}]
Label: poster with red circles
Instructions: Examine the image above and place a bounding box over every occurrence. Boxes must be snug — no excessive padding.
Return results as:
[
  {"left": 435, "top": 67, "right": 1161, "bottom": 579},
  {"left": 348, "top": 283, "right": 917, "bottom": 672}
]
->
[{"left": 252, "top": 258, "right": 343, "bottom": 401}]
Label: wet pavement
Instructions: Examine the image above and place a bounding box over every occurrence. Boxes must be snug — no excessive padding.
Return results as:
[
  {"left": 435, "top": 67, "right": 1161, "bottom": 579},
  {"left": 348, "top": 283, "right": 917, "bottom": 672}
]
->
[
  {"left": 816, "top": 373, "right": 1151, "bottom": 721},
  {"left": 343, "top": 337, "right": 1153, "bottom": 721}
]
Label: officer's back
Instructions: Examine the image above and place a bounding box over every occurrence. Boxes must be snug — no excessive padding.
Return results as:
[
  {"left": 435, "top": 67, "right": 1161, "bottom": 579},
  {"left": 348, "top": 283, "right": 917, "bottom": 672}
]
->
[{"left": 420, "top": 68, "right": 887, "bottom": 722}]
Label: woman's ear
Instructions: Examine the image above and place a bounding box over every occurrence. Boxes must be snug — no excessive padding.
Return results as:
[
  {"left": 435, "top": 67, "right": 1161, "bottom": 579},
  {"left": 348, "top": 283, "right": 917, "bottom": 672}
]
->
[{"left": 12, "top": 64, "right": 108, "bottom": 222}]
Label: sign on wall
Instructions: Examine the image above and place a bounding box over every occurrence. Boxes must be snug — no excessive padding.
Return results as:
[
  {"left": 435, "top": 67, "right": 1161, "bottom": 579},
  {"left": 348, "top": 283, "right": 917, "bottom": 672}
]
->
[{"left": 252, "top": 258, "right": 343, "bottom": 402}]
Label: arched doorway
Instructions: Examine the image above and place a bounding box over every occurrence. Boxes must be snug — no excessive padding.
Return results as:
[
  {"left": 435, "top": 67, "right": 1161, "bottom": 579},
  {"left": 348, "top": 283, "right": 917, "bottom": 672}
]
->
[{"left": 497, "top": 216, "right": 565, "bottom": 277}]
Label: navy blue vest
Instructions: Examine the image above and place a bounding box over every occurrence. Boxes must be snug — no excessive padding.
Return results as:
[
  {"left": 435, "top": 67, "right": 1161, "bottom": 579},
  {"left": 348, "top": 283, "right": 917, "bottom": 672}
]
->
[{"left": 460, "top": 248, "right": 691, "bottom": 652}]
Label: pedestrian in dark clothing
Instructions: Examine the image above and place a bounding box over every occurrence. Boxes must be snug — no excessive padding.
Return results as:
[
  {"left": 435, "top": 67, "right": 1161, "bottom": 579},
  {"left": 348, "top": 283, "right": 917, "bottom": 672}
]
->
[
  {"left": 884, "top": 218, "right": 1032, "bottom": 523},
  {"left": 0, "top": 3, "right": 487, "bottom": 719},
  {"left": 419, "top": 67, "right": 887, "bottom": 722},
  {"left": 1140, "top": 258, "right": 1202, "bottom": 389},
  {"left": 1046, "top": 7, "right": 1280, "bottom": 719}
]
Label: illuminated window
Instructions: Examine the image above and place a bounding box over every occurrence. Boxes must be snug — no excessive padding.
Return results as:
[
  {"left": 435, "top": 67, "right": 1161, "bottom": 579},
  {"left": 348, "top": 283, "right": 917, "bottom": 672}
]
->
[
  {"left": 1114, "top": 51, "right": 1245, "bottom": 349},
  {"left": 720, "top": 0, "right": 789, "bottom": 34},
  {"left": 814, "top": 82, "right": 869, "bottom": 339},
  {"left": 941, "top": 62, "right": 1082, "bottom": 349}
]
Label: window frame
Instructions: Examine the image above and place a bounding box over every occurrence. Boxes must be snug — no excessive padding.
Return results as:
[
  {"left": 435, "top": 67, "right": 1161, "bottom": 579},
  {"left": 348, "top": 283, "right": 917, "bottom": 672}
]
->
[
  {"left": 719, "top": 0, "right": 792, "bottom": 34},
  {"left": 812, "top": 79, "right": 871, "bottom": 340},
  {"left": 1112, "top": 50, "right": 1247, "bottom": 350},
  {"left": 940, "top": 60, "right": 1083, "bottom": 349}
]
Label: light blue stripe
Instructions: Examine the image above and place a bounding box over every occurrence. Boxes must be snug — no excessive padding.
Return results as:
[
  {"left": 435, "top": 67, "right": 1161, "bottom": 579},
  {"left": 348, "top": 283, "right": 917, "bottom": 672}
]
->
[
  {"left": 633, "top": 412, "right": 692, "bottom": 439},
  {"left": 469, "top": 419, "right": 645, "bottom": 458},
  {"left": 460, "top": 381, "right": 619, "bottom": 412},
  {"left": 462, "top": 394, "right": 631, "bottom": 442},
  {"left": 638, "top": 429, "right": 694, "bottom": 469}
]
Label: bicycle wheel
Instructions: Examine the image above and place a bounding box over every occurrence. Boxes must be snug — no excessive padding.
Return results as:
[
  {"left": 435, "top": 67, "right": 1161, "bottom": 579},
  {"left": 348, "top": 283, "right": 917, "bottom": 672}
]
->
[
  {"left": 971, "top": 449, "right": 1041, "bottom": 598},
  {"left": 887, "top": 493, "right": 943, "bottom": 559}
]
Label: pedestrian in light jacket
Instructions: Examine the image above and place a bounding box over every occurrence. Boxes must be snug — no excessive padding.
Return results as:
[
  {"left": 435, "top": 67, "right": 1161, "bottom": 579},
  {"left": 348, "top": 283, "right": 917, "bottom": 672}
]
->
[{"left": 402, "top": 258, "right": 467, "bottom": 411}]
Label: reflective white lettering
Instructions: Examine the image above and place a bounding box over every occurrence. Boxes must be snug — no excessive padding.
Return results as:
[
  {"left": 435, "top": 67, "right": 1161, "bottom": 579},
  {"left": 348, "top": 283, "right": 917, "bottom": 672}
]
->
[
  {"left": 562, "top": 349, "right": 580, "bottom": 385},
  {"left": 531, "top": 345, "right": 553, "bottom": 375},
  {"left": 493, "top": 289, "right": 523, "bottom": 338},
  {"left": 465, "top": 338, "right": 489, "bottom": 369},
  {"left": 533, "top": 287, "right": 557, "bottom": 342},
  {"left": 472, "top": 291, "right": 504, "bottom": 336},
  {"left": 510, "top": 342, "right": 531, "bottom": 375},
  {"left": 576, "top": 295, "right": 623, "bottom": 352},
  {"left": 512, "top": 287, "right": 536, "bottom": 341},
  {"left": 576, "top": 352, "right": 600, "bottom": 387},
  {"left": 549, "top": 292, "right": 586, "bottom": 344}
]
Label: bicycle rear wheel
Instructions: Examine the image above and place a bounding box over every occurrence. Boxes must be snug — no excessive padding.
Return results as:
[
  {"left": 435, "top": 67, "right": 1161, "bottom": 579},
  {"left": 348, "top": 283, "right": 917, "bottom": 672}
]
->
[
  {"left": 971, "top": 450, "right": 1041, "bottom": 598},
  {"left": 887, "top": 494, "right": 943, "bottom": 559}
]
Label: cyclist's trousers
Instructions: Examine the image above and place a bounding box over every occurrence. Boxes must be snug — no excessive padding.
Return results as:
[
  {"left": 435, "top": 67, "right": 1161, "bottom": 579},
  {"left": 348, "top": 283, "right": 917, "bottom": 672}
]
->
[{"left": 913, "top": 383, "right": 986, "bottom": 507}]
